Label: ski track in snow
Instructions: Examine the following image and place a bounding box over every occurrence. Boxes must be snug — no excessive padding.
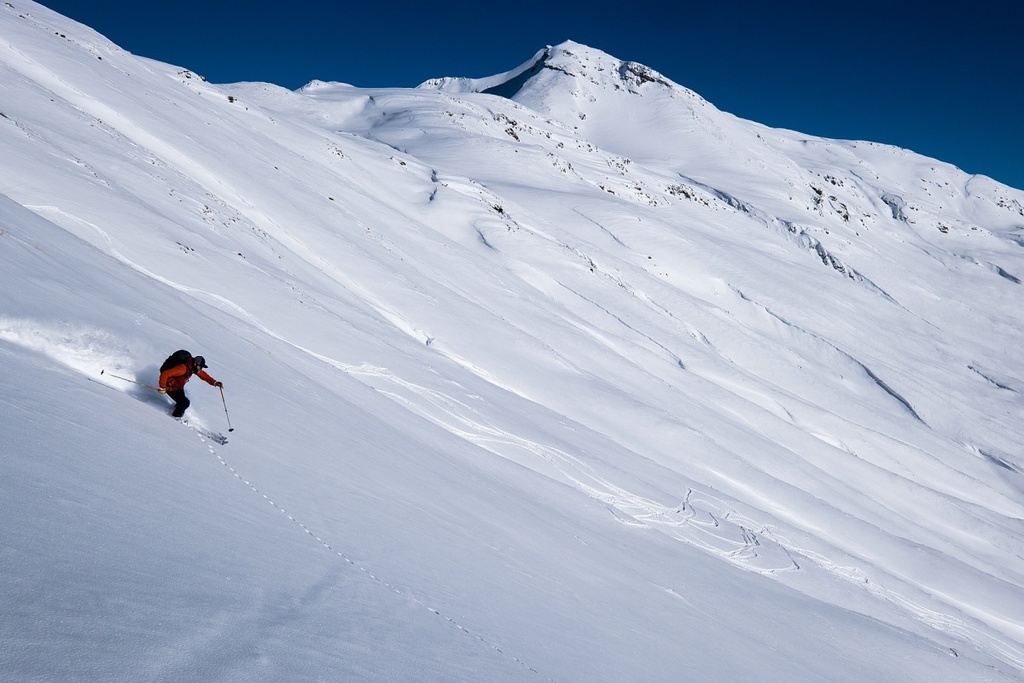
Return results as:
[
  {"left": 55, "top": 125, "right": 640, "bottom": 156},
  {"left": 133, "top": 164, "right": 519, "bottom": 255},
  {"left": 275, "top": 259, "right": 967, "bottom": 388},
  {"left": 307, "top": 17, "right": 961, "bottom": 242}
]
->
[
  {"left": 0, "top": 318, "right": 549, "bottom": 678},
  {"left": 200, "top": 420, "right": 549, "bottom": 681}
]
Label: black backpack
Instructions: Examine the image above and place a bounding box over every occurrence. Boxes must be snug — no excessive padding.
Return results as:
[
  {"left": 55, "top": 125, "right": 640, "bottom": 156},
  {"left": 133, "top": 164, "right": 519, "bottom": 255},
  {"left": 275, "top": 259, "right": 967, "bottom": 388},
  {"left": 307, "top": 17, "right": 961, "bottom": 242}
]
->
[{"left": 160, "top": 350, "right": 193, "bottom": 373}]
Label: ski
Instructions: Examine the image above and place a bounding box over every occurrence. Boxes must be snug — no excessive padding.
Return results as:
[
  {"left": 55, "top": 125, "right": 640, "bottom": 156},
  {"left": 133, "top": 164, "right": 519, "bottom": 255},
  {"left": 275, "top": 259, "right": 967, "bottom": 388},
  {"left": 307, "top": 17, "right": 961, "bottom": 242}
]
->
[{"left": 179, "top": 418, "right": 228, "bottom": 445}]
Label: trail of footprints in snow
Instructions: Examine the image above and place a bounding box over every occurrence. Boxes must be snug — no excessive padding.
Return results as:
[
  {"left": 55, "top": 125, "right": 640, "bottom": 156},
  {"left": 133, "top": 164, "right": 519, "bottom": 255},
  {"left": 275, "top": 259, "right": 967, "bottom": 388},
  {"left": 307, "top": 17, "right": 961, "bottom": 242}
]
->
[{"left": 196, "top": 434, "right": 548, "bottom": 680}]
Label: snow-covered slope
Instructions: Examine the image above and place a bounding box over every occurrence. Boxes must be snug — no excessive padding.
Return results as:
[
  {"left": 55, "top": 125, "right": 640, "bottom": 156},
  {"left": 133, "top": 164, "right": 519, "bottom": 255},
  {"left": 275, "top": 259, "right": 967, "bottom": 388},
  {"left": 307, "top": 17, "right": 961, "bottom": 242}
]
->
[{"left": 3, "top": 4, "right": 1023, "bottom": 680}]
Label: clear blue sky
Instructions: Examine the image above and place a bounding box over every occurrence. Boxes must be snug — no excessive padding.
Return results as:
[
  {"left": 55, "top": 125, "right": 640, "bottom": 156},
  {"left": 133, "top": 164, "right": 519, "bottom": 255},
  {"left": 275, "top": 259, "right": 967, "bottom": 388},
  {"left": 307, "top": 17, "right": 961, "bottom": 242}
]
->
[{"left": 37, "top": 0, "right": 1023, "bottom": 190}]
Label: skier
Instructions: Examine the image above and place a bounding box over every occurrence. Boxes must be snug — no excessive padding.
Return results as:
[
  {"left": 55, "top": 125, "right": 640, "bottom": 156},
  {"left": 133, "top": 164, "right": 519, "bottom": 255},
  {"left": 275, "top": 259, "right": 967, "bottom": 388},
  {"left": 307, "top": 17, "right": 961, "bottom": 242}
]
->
[{"left": 158, "top": 350, "right": 222, "bottom": 418}]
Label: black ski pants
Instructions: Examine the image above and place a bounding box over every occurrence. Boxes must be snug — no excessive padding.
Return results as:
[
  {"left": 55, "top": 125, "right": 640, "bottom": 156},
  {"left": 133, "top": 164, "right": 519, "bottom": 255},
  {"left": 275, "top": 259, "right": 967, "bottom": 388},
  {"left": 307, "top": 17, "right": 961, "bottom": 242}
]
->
[{"left": 168, "top": 389, "right": 190, "bottom": 418}]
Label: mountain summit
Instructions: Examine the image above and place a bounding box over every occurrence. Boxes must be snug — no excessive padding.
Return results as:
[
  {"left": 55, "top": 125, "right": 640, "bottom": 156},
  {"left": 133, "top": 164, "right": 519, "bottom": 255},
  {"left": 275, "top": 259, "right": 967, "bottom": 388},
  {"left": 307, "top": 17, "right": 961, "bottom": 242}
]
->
[
  {"left": 3, "top": 3, "right": 1024, "bottom": 680},
  {"left": 420, "top": 40, "right": 679, "bottom": 98},
  {"left": 419, "top": 40, "right": 714, "bottom": 157}
]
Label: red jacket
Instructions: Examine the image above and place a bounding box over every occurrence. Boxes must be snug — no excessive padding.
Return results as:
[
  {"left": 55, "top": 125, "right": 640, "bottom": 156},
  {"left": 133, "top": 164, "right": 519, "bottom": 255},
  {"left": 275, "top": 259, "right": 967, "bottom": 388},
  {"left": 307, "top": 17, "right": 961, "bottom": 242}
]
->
[{"left": 159, "top": 360, "right": 217, "bottom": 392}]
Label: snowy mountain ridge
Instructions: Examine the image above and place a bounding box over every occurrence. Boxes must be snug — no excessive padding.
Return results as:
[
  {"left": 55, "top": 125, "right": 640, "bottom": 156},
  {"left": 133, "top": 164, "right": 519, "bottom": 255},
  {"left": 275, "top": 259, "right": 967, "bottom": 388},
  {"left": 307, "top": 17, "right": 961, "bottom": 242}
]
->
[
  {"left": 3, "top": 2, "right": 1024, "bottom": 680},
  {"left": 409, "top": 40, "right": 1024, "bottom": 298}
]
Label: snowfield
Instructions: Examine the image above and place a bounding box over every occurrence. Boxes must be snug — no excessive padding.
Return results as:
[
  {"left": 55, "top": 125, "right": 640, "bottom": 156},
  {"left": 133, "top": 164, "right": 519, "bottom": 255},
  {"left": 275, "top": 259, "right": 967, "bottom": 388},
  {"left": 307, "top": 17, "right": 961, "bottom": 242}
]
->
[{"left": 2, "top": 2, "right": 1024, "bottom": 680}]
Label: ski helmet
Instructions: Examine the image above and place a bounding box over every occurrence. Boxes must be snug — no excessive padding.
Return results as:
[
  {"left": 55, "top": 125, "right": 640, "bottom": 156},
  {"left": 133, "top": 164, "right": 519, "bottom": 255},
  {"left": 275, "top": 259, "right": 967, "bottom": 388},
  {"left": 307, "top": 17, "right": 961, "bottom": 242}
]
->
[{"left": 193, "top": 355, "right": 207, "bottom": 369}]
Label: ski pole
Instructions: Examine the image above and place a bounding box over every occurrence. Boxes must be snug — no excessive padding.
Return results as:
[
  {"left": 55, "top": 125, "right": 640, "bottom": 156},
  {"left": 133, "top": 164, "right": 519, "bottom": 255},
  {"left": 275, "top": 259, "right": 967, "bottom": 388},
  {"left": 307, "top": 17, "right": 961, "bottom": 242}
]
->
[
  {"left": 101, "top": 369, "right": 160, "bottom": 392},
  {"left": 219, "top": 385, "right": 234, "bottom": 432}
]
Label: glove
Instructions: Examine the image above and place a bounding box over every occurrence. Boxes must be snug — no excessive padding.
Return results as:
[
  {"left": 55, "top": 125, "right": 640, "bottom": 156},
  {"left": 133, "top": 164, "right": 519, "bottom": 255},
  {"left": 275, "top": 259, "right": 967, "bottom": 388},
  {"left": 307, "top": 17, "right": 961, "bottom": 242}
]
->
[
  {"left": 215, "top": 381, "right": 223, "bottom": 388},
  {"left": 158, "top": 388, "right": 166, "bottom": 394}
]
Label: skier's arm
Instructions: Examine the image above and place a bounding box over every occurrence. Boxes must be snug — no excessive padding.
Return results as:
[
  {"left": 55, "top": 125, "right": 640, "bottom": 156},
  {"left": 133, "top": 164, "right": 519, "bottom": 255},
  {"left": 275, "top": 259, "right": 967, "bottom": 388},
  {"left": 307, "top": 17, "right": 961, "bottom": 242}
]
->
[{"left": 197, "top": 368, "right": 220, "bottom": 387}]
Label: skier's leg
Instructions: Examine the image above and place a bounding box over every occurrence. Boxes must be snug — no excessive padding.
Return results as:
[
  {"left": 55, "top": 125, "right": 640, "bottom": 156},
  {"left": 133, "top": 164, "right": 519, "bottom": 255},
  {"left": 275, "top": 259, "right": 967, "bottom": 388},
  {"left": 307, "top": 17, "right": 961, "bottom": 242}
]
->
[{"left": 168, "top": 389, "right": 190, "bottom": 417}]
